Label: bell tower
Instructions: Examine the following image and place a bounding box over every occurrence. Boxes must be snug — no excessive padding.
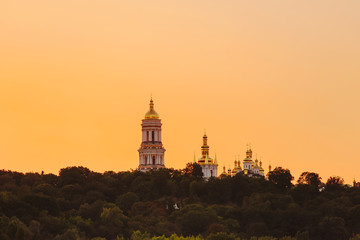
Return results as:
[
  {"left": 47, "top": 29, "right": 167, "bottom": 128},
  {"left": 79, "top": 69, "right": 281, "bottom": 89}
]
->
[
  {"left": 138, "top": 98, "right": 166, "bottom": 172},
  {"left": 197, "top": 133, "right": 218, "bottom": 178}
]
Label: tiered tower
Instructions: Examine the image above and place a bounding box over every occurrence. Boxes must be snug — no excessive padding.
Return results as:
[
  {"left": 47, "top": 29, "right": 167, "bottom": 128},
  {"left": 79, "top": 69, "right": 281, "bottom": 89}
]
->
[
  {"left": 138, "top": 98, "right": 165, "bottom": 172},
  {"left": 197, "top": 134, "right": 218, "bottom": 178}
]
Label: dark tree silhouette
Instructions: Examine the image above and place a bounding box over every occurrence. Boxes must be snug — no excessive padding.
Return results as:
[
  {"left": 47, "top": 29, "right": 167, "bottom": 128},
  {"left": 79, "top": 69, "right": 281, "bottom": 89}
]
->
[
  {"left": 268, "top": 167, "right": 294, "bottom": 191},
  {"left": 297, "top": 172, "right": 322, "bottom": 188},
  {"left": 0, "top": 166, "right": 359, "bottom": 239},
  {"left": 182, "top": 162, "right": 203, "bottom": 180}
]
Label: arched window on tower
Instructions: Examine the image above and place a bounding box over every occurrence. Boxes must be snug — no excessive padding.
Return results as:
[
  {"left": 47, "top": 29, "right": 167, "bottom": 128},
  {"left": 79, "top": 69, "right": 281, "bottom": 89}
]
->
[
  {"left": 210, "top": 170, "right": 213, "bottom": 177},
  {"left": 144, "top": 155, "right": 147, "bottom": 165},
  {"left": 147, "top": 131, "right": 149, "bottom": 142},
  {"left": 152, "top": 131, "right": 155, "bottom": 143},
  {"left": 152, "top": 156, "right": 156, "bottom": 165}
]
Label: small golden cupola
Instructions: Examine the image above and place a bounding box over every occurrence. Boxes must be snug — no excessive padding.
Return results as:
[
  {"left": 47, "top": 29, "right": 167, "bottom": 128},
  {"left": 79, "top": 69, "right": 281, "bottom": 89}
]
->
[
  {"left": 145, "top": 98, "right": 160, "bottom": 119},
  {"left": 246, "top": 148, "right": 253, "bottom": 159},
  {"left": 259, "top": 160, "right": 265, "bottom": 174}
]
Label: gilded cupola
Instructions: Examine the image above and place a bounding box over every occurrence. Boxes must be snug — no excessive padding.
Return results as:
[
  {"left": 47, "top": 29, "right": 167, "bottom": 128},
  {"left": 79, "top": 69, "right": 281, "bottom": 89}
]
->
[{"left": 145, "top": 98, "right": 160, "bottom": 119}]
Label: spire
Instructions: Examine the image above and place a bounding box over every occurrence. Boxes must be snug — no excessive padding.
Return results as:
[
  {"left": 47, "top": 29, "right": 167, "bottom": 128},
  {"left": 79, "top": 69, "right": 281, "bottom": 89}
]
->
[
  {"left": 193, "top": 152, "right": 196, "bottom": 163},
  {"left": 214, "top": 153, "right": 218, "bottom": 165},
  {"left": 246, "top": 145, "right": 253, "bottom": 159},
  {"left": 145, "top": 97, "right": 160, "bottom": 119},
  {"left": 201, "top": 132, "right": 209, "bottom": 157},
  {"left": 203, "top": 132, "right": 208, "bottom": 145},
  {"left": 150, "top": 97, "right": 154, "bottom": 110}
]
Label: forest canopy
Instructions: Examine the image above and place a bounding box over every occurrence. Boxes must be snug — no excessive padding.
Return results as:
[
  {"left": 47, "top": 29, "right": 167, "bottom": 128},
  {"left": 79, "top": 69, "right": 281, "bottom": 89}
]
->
[{"left": 0, "top": 163, "right": 359, "bottom": 240}]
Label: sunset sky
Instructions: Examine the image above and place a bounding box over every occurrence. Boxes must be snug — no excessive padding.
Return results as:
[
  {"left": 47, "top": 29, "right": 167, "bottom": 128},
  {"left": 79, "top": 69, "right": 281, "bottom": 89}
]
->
[{"left": 1, "top": 1, "right": 359, "bottom": 183}]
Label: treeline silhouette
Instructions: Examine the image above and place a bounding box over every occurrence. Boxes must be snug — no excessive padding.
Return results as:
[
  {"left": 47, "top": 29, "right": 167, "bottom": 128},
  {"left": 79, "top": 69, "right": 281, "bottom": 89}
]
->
[{"left": 0, "top": 163, "right": 359, "bottom": 240}]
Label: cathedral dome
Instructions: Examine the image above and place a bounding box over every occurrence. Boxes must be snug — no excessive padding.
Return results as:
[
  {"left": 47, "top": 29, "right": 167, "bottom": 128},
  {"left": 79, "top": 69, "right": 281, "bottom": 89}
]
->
[
  {"left": 145, "top": 109, "right": 159, "bottom": 119},
  {"left": 145, "top": 98, "right": 160, "bottom": 119}
]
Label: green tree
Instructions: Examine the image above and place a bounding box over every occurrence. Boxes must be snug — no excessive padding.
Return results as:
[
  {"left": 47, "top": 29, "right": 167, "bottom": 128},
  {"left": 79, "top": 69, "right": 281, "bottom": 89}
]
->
[
  {"left": 6, "top": 217, "right": 32, "bottom": 240},
  {"left": 100, "top": 205, "right": 127, "bottom": 239},
  {"left": 58, "top": 166, "right": 91, "bottom": 187},
  {"left": 131, "top": 230, "right": 151, "bottom": 240},
  {"left": 116, "top": 192, "right": 140, "bottom": 212},
  {"left": 206, "top": 232, "right": 236, "bottom": 240},
  {"left": 53, "top": 228, "right": 80, "bottom": 240},
  {"left": 314, "top": 216, "right": 349, "bottom": 240},
  {"left": 172, "top": 204, "right": 218, "bottom": 236}
]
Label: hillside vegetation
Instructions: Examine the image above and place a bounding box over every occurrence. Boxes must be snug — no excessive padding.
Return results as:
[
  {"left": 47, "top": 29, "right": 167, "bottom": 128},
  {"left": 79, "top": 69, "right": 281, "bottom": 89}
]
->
[{"left": 0, "top": 163, "right": 359, "bottom": 240}]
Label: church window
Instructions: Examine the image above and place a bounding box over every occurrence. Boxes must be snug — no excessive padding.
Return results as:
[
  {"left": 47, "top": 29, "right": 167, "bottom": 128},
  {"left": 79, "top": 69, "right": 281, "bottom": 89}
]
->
[
  {"left": 152, "top": 131, "right": 155, "bottom": 143},
  {"left": 152, "top": 156, "right": 156, "bottom": 165},
  {"left": 147, "top": 131, "right": 149, "bottom": 142}
]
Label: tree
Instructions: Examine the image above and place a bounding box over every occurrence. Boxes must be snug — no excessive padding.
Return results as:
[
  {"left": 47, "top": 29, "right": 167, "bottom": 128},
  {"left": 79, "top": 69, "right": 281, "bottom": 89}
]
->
[
  {"left": 206, "top": 232, "right": 236, "bottom": 240},
  {"left": 268, "top": 167, "right": 294, "bottom": 191},
  {"left": 58, "top": 166, "right": 91, "bottom": 187},
  {"left": 171, "top": 204, "right": 218, "bottom": 236},
  {"left": 100, "top": 205, "right": 127, "bottom": 239},
  {"left": 297, "top": 172, "right": 322, "bottom": 188},
  {"left": 326, "top": 176, "right": 344, "bottom": 185},
  {"left": 325, "top": 176, "right": 344, "bottom": 192},
  {"left": 182, "top": 163, "right": 203, "bottom": 180},
  {"left": 6, "top": 217, "right": 32, "bottom": 240},
  {"left": 53, "top": 228, "right": 80, "bottom": 240},
  {"left": 293, "top": 172, "right": 322, "bottom": 204},
  {"left": 314, "top": 216, "right": 349, "bottom": 240},
  {"left": 130, "top": 231, "right": 151, "bottom": 240},
  {"left": 116, "top": 192, "right": 140, "bottom": 212}
]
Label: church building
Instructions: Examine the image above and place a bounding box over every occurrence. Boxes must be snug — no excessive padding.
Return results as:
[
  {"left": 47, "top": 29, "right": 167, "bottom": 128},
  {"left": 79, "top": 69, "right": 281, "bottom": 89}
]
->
[
  {"left": 138, "top": 98, "right": 166, "bottom": 172},
  {"left": 222, "top": 146, "right": 265, "bottom": 177},
  {"left": 196, "top": 133, "right": 218, "bottom": 178}
]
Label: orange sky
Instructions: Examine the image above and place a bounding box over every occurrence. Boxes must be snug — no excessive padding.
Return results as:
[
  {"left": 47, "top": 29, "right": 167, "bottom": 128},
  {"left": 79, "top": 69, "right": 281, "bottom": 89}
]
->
[{"left": 1, "top": 1, "right": 359, "bottom": 183}]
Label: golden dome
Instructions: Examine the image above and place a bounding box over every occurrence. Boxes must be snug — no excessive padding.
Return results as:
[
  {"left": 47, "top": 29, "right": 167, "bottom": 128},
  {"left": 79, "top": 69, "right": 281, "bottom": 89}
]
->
[{"left": 145, "top": 98, "right": 160, "bottom": 119}]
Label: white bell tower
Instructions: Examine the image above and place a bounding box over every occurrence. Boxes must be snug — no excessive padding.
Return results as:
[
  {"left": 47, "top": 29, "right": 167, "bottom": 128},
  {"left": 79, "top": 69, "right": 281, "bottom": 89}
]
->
[{"left": 138, "top": 98, "right": 165, "bottom": 172}]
